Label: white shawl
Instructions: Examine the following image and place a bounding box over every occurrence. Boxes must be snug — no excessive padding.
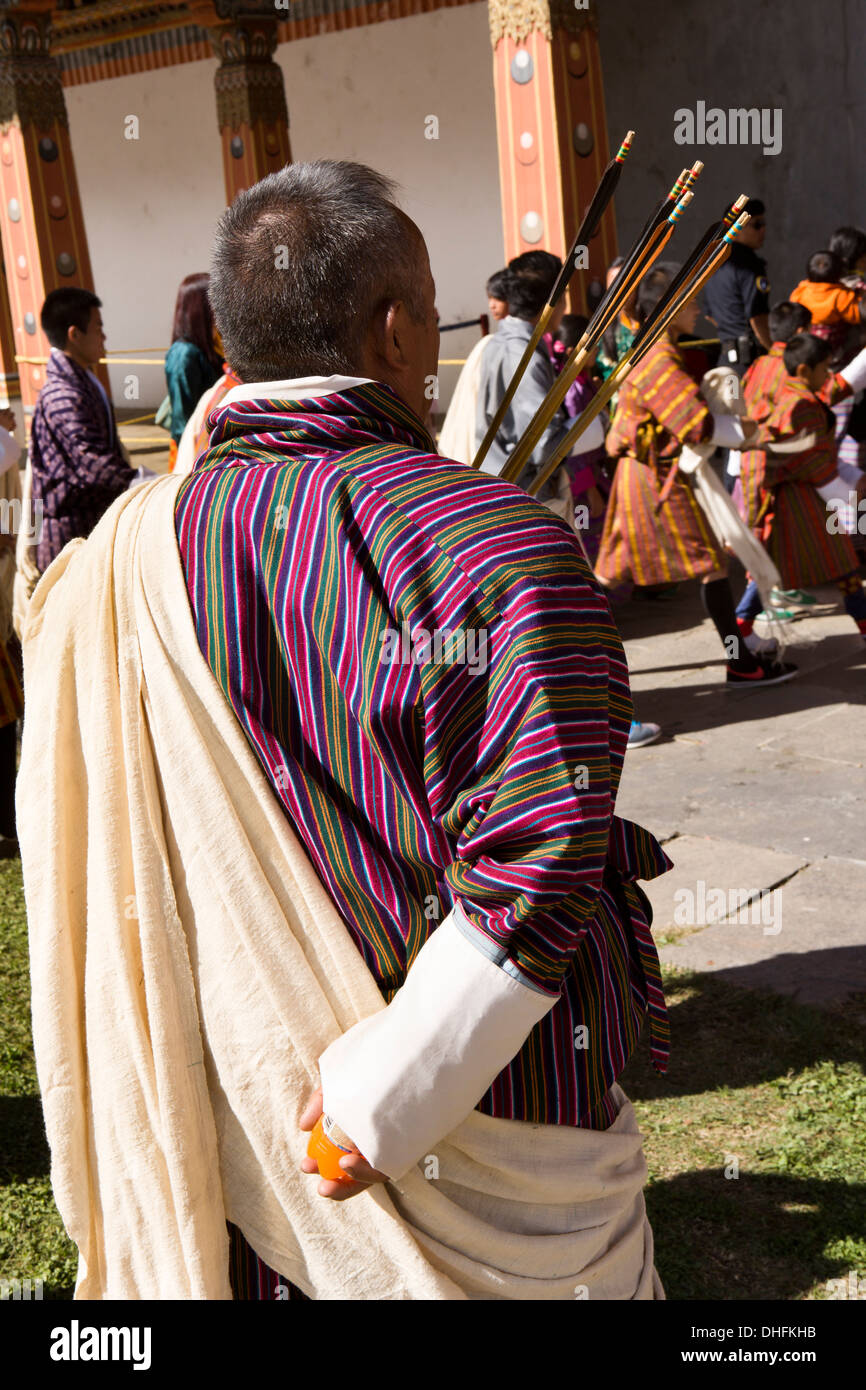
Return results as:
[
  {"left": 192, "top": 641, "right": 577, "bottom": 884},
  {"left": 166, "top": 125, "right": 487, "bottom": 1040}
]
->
[{"left": 19, "top": 474, "right": 660, "bottom": 1300}]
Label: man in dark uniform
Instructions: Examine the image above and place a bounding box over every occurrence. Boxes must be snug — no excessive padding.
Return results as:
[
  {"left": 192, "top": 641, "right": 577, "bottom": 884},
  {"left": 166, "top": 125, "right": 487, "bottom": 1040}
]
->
[
  {"left": 703, "top": 197, "right": 771, "bottom": 374},
  {"left": 703, "top": 198, "right": 770, "bottom": 492}
]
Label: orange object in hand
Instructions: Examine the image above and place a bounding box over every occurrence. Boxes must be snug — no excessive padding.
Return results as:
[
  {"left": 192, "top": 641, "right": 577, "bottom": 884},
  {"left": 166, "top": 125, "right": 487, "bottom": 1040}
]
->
[{"left": 306, "top": 1115, "right": 356, "bottom": 1184}]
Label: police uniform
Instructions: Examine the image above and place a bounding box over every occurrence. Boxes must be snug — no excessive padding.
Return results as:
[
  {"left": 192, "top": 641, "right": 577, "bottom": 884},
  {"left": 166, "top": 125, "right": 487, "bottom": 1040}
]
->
[{"left": 703, "top": 243, "right": 770, "bottom": 374}]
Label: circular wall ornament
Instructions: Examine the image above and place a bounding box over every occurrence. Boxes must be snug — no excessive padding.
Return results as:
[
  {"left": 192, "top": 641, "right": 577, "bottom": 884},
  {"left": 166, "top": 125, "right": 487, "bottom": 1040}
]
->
[
  {"left": 48, "top": 193, "right": 67, "bottom": 220},
  {"left": 573, "top": 122, "right": 594, "bottom": 157},
  {"left": 24, "top": 312, "right": 36, "bottom": 336},
  {"left": 516, "top": 129, "right": 537, "bottom": 166},
  {"left": 566, "top": 40, "right": 587, "bottom": 77},
  {"left": 519, "top": 210, "right": 544, "bottom": 244},
  {"left": 230, "top": 135, "right": 245, "bottom": 160},
  {"left": 57, "top": 251, "right": 76, "bottom": 276},
  {"left": 7, "top": 198, "right": 20, "bottom": 223},
  {"left": 510, "top": 49, "right": 534, "bottom": 84},
  {"left": 38, "top": 137, "right": 59, "bottom": 163}
]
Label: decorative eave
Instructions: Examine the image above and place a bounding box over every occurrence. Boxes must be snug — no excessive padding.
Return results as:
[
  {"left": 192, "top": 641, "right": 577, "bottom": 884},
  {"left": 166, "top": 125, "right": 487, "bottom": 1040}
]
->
[
  {"left": 487, "top": 0, "right": 598, "bottom": 47},
  {"left": 42, "top": 0, "right": 481, "bottom": 87}
]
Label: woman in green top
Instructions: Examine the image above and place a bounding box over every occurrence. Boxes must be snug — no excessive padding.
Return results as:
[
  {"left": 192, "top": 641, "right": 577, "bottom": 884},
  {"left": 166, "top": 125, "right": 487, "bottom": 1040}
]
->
[{"left": 165, "top": 273, "right": 223, "bottom": 467}]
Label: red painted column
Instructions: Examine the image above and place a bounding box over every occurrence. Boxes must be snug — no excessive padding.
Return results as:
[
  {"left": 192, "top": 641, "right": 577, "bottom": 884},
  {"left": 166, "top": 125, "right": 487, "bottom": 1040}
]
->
[
  {"left": 190, "top": 1, "right": 292, "bottom": 205},
  {"left": 489, "top": 0, "right": 617, "bottom": 312},
  {"left": 0, "top": 0, "right": 106, "bottom": 413}
]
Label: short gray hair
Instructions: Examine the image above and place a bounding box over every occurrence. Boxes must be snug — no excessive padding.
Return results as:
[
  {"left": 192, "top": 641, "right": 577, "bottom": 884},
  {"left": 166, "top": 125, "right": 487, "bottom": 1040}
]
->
[{"left": 209, "top": 160, "right": 427, "bottom": 382}]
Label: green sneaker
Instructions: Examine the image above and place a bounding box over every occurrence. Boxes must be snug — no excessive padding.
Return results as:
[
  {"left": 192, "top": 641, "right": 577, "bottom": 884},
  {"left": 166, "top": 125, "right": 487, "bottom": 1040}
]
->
[
  {"left": 756, "top": 607, "right": 796, "bottom": 623},
  {"left": 771, "top": 588, "right": 818, "bottom": 607}
]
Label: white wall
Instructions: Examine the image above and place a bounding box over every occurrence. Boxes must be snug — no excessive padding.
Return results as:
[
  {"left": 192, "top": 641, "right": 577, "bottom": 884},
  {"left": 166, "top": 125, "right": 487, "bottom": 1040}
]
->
[
  {"left": 65, "top": 2, "right": 504, "bottom": 411},
  {"left": 66, "top": 58, "right": 226, "bottom": 409}
]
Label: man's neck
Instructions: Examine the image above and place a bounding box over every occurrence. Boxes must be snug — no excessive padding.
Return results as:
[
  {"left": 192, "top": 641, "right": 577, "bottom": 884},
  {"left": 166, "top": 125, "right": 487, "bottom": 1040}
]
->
[{"left": 62, "top": 348, "right": 94, "bottom": 372}]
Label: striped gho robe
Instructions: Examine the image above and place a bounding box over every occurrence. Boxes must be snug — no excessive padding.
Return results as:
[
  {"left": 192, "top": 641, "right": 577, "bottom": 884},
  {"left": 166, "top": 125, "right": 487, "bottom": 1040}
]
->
[
  {"left": 174, "top": 378, "right": 671, "bottom": 1295},
  {"left": 595, "top": 338, "right": 724, "bottom": 587},
  {"left": 29, "top": 349, "right": 134, "bottom": 574},
  {"left": 749, "top": 375, "right": 859, "bottom": 588}
]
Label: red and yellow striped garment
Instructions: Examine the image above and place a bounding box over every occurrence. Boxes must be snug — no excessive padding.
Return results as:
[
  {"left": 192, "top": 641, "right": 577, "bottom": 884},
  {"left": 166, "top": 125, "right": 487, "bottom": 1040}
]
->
[
  {"left": 596, "top": 338, "right": 723, "bottom": 586},
  {"left": 752, "top": 376, "right": 858, "bottom": 588},
  {"left": 739, "top": 344, "right": 851, "bottom": 530}
]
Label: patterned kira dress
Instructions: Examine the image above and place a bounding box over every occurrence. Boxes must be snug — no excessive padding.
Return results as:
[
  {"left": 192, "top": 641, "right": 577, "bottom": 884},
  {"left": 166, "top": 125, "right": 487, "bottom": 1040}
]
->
[{"left": 595, "top": 338, "right": 723, "bottom": 587}]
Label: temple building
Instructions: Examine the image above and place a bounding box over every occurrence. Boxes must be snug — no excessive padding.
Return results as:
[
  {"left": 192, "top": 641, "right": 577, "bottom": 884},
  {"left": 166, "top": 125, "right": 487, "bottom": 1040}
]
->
[{"left": 0, "top": 0, "right": 859, "bottom": 414}]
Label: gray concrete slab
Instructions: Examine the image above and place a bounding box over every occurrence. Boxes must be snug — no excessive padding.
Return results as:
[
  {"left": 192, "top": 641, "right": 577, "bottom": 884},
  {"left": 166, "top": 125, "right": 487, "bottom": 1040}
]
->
[
  {"left": 611, "top": 574, "right": 866, "bottom": 1007},
  {"left": 642, "top": 834, "right": 807, "bottom": 935},
  {"left": 658, "top": 860, "right": 866, "bottom": 1006}
]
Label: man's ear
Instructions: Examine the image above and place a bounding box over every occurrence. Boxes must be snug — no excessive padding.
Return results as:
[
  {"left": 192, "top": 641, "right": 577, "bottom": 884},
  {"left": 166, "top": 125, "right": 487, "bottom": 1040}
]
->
[
  {"left": 373, "top": 300, "right": 408, "bottom": 372},
  {"left": 794, "top": 363, "right": 811, "bottom": 383}
]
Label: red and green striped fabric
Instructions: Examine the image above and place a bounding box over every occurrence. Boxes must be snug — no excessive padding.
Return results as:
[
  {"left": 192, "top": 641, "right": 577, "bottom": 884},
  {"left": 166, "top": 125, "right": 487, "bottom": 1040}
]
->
[{"left": 174, "top": 380, "right": 671, "bottom": 1130}]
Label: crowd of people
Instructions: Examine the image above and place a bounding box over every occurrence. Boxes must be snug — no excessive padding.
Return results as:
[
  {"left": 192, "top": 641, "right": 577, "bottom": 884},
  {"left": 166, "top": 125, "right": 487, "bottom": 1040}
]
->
[
  {"left": 444, "top": 202, "right": 866, "bottom": 746},
  {"left": 7, "top": 161, "right": 866, "bottom": 1301}
]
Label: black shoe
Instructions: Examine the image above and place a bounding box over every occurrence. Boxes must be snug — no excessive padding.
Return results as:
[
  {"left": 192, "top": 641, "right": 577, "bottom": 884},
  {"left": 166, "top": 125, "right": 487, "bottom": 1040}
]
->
[{"left": 726, "top": 658, "right": 798, "bottom": 688}]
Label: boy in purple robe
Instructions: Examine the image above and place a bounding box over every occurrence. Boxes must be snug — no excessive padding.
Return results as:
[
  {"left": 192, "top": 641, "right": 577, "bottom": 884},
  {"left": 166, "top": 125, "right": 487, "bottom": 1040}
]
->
[{"left": 29, "top": 288, "right": 135, "bottom": 574}]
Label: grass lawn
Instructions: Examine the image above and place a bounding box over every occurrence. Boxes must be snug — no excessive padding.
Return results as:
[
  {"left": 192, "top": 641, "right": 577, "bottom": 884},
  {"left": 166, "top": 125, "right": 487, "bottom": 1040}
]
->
[{"left": 1, "top": 855, "right": 864, "bottom": 1301}]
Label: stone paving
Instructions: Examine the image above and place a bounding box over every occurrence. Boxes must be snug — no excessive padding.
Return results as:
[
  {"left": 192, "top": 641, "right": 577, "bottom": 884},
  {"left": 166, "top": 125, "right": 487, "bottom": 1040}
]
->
[{"left": 613, "top": 574, "right": 866, "bottom": 1007}]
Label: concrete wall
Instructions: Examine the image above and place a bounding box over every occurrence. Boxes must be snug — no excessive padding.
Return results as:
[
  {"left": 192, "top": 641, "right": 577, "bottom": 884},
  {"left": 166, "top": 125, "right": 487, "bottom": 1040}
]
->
[
  {"left": 598, "top": 0, "right": 864, "bottom": 307},
  {"left": 65, "top": 2, "right": 503, "bottom": 410}
]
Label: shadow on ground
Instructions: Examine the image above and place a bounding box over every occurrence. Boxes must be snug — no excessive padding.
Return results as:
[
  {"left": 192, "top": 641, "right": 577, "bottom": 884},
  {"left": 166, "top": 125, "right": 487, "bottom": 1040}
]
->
[
  {"left": 647, "top": 1170, "right": 865, "bottom": 1300},
  {"left": 0, "top": 1094, "right": 50, "bottom": 1184},
  {"left": 621, "top": 964, "right": 865, "bottom": 1103}
]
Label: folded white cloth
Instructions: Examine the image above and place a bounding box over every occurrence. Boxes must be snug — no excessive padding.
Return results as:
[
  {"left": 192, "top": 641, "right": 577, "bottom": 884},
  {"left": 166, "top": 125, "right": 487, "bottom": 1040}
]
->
[{"left": 18, "top": 475, "right": 662, "bottom": 1300}]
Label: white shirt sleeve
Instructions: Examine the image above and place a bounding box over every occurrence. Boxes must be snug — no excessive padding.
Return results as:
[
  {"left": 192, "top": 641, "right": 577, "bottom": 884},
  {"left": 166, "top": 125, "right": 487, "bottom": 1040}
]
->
[
  {"left": 840, "top": 344, "right": 866, "bottom": 395},
  {"left": 709, "top": 413, "right": 747, "bottom": 449},
  {"left": 318, "top": 903, "right": 557, "bottom": 1179}
]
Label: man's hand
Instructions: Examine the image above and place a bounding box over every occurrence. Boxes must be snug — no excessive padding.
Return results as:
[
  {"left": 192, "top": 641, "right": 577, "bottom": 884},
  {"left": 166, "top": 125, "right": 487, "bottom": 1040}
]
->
[
  {"left": 0, "top": 407, "right": 15, "bottom": 434},
  {"left": 299, "top": 1086, "right": 390, "bottom": 1201}
]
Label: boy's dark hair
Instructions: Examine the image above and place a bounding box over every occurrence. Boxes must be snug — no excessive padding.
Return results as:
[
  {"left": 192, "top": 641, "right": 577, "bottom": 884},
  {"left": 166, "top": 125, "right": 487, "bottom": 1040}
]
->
[
  {"left": 806, "top": 250, "right": 842, "bottom": 284},
  {"left": 828, "top": 225, "right": 866, "bottom": 275},
  {"left": 555, "top": 313, "right": 589, "bottom": 352},
  {"left": 783, "top": 331, "right": 831, "bottom": 376},
  {"left": 505, "top": 252, "right": 563, "bottom": 321},
  {"left": 485, "top": 269, "right": 510, "bottom": 302},
  {"left": 508, "top": 249, "right": 562, "bottom": 280},
  {"left": 636, "top": 261, "right": 680, "bottom": 323},
  {"left": 768, "top": 300, "right": 811, "bottom": 344},
  {"left": 40, "top": 288, "right": 101, "bottom": 350}
]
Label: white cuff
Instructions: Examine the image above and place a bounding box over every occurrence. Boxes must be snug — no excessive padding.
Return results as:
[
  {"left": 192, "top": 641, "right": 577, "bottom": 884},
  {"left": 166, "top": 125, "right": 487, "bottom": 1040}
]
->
[
  {"left": 709, "top": 413, "right": 747, "bottom": 449},
  {"left": 726, "top": 449, "right": 742, "bottom": 477},
  {"left": 318, "top": 905, "right": 556, "bottom": 1180},
  {"left": 816, "top": 476, "right": 857, "bottom": 505},
  {"left": 840, "top": 345, "right": 866, "bottom": 395}
]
